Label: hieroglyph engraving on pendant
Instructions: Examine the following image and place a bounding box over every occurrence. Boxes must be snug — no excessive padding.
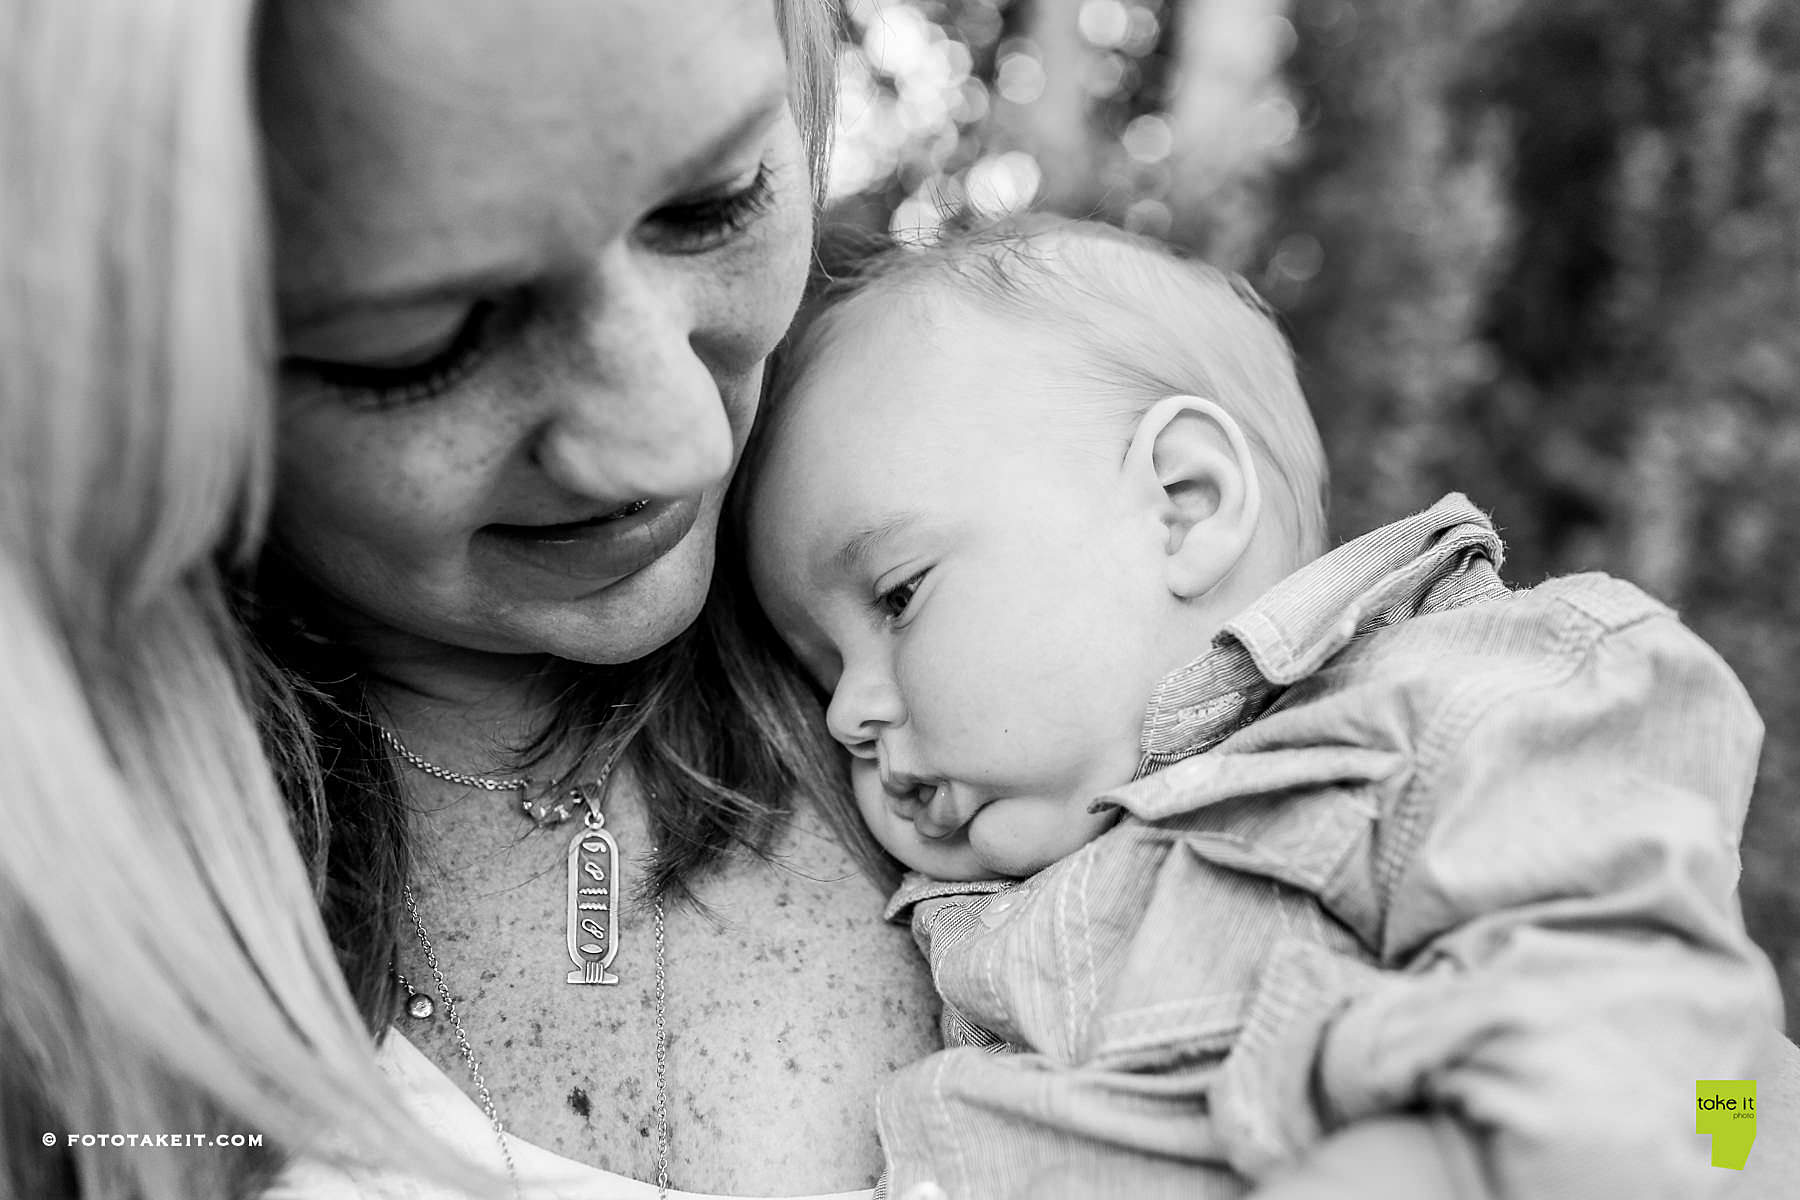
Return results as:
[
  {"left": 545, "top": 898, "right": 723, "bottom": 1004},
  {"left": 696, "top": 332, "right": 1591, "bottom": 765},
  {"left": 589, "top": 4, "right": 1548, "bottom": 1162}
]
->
[{"left": 566, "top": 823, "right": 621, "bottom": 984}]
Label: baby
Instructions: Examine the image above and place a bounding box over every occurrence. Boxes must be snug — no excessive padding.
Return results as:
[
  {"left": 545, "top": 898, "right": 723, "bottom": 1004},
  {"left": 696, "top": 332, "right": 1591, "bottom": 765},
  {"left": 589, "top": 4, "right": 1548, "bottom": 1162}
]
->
[{"left": 741, "top": 221, "right": 1779, "bottom": 1200}]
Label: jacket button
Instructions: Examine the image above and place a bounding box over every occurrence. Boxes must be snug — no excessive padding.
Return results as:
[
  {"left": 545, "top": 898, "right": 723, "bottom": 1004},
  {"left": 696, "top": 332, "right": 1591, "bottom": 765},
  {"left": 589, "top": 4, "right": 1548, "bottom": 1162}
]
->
[
  {"left": 900, "top": 1184, "right": 948, "bottom": 1200},
  {"left": 980, "top": 894, "right": 1019, "bottom": 928}
]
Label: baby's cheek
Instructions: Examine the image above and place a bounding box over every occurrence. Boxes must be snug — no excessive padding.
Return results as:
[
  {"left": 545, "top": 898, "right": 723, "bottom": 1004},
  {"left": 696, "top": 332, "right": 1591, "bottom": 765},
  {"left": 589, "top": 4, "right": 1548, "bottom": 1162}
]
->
[
  {"left": 969, "top": 798, "right": 1117, "bottom": 878},
  {"left": 848, "top": 761, "right": 897, "bottom": 839},
  {"left": 848, "top": 760, "right": 999, "bottom": 881},
  {"left": 847, "top": 763, "right": 929, "bottom": 869}
]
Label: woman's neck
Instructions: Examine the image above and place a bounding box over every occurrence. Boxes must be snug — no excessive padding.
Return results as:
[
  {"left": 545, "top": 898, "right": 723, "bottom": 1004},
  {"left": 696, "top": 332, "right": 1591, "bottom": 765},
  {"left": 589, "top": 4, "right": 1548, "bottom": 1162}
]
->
[{"left": 338, "top": 621, "right": 585, "bottom": 770}]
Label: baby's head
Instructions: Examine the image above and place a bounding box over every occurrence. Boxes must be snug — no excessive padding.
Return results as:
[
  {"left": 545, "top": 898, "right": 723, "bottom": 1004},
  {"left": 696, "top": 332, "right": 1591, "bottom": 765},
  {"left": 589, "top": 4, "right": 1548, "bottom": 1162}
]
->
[{"left": 744, "top": 220, "right": 1326, "bottom": 881}]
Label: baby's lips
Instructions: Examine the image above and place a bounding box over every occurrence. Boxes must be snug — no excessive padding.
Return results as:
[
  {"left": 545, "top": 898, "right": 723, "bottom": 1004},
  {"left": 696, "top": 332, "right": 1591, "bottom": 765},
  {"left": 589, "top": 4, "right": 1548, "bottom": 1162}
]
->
[
  {"left": 914, "top": 783, "right": 974, "bottom": 839},
  {"left": 881, "top": 785, "right": 924, "bottom": 819}
]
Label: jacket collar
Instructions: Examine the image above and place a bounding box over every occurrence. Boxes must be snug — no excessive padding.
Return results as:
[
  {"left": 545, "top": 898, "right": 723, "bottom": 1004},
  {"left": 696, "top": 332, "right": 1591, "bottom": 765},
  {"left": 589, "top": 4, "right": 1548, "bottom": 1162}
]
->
[
  {"left": 1139, "top": 493, "right": 1505, "bottom": 768},
  {"left": 883, "top": 495, "right": 1506, "bottom": 916},
  {"left": 884, "top": 872, "right": 1014, "bottom": 922}
]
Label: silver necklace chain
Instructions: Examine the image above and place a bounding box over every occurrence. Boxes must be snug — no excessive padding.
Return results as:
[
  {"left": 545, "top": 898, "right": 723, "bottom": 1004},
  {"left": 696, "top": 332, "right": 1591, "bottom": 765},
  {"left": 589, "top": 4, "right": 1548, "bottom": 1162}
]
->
[
  {"left": 383, "top": 728, "right": 671, "bottom": 1199},
  {"left": 376, "top": 724, "right": 532, "bottom": 791},
  {"left": 400, "top": 882, "right": 520, "bottom": 1192},
  {"left": 653, "top": 898, "right": 671, "bottom": 1197}
]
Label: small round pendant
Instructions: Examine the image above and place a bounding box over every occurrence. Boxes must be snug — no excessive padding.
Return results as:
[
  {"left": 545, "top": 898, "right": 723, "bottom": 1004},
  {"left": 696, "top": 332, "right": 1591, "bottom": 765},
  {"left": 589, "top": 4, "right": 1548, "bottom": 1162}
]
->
[{"left": 406, "top": 993, "right": 436, "bottom": 1020}]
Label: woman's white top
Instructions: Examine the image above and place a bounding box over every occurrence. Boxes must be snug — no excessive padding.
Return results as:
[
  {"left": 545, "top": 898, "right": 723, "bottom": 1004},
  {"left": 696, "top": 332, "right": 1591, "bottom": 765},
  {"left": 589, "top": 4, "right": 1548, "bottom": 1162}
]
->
[{"left": 263, "top": 1032, "right": 873, "bottom": 1200}]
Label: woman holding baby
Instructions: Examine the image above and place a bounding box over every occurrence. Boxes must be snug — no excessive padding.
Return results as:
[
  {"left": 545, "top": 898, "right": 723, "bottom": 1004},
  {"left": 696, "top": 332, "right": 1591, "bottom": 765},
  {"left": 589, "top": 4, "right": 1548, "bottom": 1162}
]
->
[{"left": 0, "top": 1, "right": 1793, "bottom": 1198}]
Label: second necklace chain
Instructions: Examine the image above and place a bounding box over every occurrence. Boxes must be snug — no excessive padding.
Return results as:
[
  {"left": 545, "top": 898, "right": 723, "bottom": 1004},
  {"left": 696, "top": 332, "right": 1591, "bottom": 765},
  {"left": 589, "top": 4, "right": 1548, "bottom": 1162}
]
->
[{"left": 381, "top": 724, "right": 673, "bottom": 1197}]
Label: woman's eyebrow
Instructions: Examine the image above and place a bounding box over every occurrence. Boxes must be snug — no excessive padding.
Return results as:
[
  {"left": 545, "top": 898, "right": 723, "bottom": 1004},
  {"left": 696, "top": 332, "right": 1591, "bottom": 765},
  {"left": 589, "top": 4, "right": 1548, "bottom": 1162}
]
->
[
  {"left": 832, "top": 513, "right": 923, "bottom": 576},
  {"left": 666, "top": 85, "right": 788, "bottom": 189},
  {"left": 281, "top": 88, "right": 788, "bottom": 334}
]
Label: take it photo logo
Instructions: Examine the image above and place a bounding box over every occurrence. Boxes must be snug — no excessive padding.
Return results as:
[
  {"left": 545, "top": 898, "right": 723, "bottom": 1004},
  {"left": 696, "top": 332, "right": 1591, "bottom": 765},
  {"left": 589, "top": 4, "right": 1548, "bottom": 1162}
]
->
[{"left": 1696, "top": 1079, "right": 1757, "bottom": 1169}]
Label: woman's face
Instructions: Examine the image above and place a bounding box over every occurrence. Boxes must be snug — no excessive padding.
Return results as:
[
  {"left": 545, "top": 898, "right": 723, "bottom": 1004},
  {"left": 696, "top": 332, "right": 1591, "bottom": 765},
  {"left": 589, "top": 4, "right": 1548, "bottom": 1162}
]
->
[{"left": 261, "top": 0, "right": 813, "bottom": 671}]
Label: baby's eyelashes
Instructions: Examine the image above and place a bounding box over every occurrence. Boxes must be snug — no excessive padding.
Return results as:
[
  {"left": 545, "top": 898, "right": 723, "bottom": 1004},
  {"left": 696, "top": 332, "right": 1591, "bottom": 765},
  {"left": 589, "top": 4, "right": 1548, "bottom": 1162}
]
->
[{"left": 873, "top": 568, "right": 929, "bottom": 623}]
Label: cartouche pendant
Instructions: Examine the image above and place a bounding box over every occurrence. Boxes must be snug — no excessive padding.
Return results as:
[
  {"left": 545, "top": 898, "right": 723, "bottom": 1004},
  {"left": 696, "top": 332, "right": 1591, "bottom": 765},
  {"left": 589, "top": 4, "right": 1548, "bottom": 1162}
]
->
[{"left": 566, "top": 809, "right": 622, "bottom": 985}]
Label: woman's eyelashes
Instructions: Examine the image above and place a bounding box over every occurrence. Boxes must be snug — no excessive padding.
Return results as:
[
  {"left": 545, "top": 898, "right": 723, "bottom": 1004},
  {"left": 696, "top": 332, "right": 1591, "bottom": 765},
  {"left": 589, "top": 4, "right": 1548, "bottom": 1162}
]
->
[
  {"left": 645, "top": 161, "right": 775, "bottom": 254},
  {"left": 283, "top": 297, "right": 509, "bottom": 410},
  {"left": 282, "top": 163, "right": 776, "bottom": 410}
]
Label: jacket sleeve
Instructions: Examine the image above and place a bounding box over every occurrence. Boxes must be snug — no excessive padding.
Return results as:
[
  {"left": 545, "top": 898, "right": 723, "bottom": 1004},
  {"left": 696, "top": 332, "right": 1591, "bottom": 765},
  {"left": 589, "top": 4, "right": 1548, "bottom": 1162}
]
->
[{"left": 1213, "top": 581, "right": 1782, "bottom": 1199}]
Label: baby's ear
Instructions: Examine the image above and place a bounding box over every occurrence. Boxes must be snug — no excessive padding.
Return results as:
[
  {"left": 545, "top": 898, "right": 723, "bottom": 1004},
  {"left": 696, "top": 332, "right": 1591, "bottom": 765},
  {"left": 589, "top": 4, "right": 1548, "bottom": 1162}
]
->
[{"left": 1123, "top": 394, "right": 1262, "bottom": 599}]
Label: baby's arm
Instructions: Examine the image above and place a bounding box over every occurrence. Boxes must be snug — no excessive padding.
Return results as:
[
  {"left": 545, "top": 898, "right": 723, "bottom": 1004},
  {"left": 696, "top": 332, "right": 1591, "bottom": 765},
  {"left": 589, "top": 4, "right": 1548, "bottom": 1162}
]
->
[
  {"left": 1246, "top": 1114, "right": 1475, "bottom": 1200},
  {"left": 1003, "top": 1116, "right": 1471, "bottom": 1200},
  {"left": 1216, "top": 580, "right": 1780, "bottom": 1198}
]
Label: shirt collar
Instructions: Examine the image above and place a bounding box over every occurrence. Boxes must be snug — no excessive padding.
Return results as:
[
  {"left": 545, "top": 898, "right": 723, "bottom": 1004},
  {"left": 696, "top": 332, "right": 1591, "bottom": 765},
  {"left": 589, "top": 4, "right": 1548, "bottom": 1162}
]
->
[
  {"left": 884, "top": 871, "right": 1015, "bottom": 923},
  {"left": 1138, "top": 493, "right": 1505, "bottom": 768}
]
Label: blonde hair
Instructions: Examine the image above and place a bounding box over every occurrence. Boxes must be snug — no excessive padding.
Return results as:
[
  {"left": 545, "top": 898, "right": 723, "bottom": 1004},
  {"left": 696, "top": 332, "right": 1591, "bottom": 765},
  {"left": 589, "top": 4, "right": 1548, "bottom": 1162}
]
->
[
  {"left": 774, "top": 221, "right": 1330, "bottom": 566},
  {"left": 778, "top": 0, "right": 841, "bottom": 204},
  {"left": 0, "top": 2, "right": 476, "bottom": 1196}
]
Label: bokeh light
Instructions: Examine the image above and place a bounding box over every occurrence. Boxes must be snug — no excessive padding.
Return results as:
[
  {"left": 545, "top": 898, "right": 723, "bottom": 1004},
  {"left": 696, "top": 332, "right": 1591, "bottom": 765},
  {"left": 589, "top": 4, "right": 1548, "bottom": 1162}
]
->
[
  {"left": 966, "top": 151, "right": 1045, "bottom": 218},
  {"left": 829, "top": 0, "right": 1303, "bottom": 261}
]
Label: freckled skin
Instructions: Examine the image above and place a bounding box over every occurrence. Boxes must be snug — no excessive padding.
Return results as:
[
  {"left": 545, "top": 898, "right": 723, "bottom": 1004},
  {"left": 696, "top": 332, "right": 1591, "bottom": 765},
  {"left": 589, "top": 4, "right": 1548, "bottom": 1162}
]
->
[
  {"left": 265, "top": 0, "right": 812, "bottom": 676},
  {"left": 397, "top": 789, "right": 933, "bottom": 1190},
  {"left": 266, "top": 0, "right": 943, "bottom": 1189}
]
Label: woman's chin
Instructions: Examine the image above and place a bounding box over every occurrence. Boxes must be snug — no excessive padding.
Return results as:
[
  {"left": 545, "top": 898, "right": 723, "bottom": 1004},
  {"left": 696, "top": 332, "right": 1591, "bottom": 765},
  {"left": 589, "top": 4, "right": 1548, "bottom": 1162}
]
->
[
  {"left": 520, "top": 525, "right": 717, "bottom": 665},
  {"left": 343, "top": 507, "right": 723, "bottom": 673}
]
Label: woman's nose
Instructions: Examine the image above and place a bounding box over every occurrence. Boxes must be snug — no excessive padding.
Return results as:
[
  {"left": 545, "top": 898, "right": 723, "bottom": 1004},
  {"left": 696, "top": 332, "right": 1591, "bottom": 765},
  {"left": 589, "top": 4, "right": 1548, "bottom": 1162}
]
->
[{"left": 533, "top": 250, "right": 736, "bottom": 501}]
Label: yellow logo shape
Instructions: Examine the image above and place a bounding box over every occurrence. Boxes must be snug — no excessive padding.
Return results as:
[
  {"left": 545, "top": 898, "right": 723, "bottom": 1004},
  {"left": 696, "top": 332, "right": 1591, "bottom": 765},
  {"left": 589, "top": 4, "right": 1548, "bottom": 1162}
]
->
[{"left": 1696, "top": 1079, "right": 1757, "bottom": 1169}]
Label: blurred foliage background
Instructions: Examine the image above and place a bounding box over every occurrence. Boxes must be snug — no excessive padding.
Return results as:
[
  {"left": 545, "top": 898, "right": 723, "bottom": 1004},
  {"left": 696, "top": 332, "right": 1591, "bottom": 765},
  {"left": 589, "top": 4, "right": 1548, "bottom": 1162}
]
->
[{"left": 822, "top": 0, "right": 1800, "bottom": 1031}]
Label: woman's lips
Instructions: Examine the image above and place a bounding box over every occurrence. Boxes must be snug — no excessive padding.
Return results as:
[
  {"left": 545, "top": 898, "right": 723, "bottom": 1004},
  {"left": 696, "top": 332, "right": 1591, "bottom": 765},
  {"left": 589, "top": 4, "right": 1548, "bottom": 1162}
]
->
[
  {"left": 506, "top": 498, "right": 651, "bottom": 533},
  {"left": 477, "top": 495, "right": 700, "bottom": 585}
]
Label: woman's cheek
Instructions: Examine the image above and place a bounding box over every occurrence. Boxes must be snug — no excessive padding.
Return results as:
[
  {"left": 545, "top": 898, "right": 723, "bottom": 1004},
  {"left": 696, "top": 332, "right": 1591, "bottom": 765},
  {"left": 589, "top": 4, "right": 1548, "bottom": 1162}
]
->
[
  {"left": 700, "top": 229, "right": 811, "bottom": 462},
  {"left": 275, "top": 404, "right": 485, "bottom": 555},
  {"left": 703, "top": 152, "right": 813, "bottom": 372},
  {"left": 718, "top": 241, "right": 808, "bottom": 372}
]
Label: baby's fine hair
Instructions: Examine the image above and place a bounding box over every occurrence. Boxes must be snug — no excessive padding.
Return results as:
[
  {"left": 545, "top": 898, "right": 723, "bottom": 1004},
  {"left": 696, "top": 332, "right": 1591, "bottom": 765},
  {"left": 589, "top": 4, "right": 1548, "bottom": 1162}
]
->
[{"left": 770, "top": 218, "right": 1329, "bottom": 565}]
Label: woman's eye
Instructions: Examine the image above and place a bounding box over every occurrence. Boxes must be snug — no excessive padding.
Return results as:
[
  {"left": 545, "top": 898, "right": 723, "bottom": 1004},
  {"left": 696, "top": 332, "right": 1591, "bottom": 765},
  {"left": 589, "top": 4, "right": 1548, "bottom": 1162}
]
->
[
  {"left": 283, "top": 299, "right": 504, "bottom": 409},
  {"left": 875, "top": 571, "right": 928, "bottom": 622},
  {"left": 645, "top": 163, "right": 775, "bottom": 254}
]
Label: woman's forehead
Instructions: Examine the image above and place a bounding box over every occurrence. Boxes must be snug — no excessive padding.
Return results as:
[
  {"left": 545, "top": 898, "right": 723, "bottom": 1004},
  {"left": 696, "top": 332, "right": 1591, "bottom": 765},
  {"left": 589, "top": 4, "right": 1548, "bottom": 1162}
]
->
[{"left": 262, "top": 0, "right": 789, "bottom": 318}]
